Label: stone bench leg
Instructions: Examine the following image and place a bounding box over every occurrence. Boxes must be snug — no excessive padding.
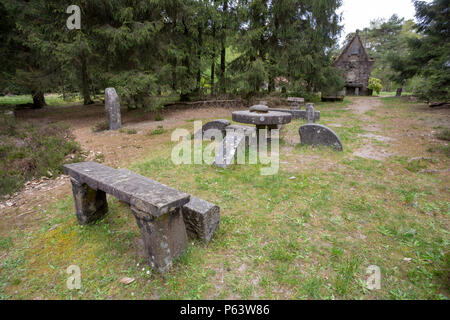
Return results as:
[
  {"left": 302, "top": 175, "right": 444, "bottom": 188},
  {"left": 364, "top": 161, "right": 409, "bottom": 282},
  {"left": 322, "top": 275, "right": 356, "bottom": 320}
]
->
[
  {"left": 131, "top": 206, "right": 188, "bottom": 273},
  {"left": 70, "top": 178, "right": 108, "bottom": 225}
]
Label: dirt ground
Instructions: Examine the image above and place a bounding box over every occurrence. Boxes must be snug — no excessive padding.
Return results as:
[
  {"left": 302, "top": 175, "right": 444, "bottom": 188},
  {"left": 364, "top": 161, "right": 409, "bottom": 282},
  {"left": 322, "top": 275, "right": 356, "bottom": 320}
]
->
[{"left": 0, "top": 104, "right": 244, "bottom": 233}]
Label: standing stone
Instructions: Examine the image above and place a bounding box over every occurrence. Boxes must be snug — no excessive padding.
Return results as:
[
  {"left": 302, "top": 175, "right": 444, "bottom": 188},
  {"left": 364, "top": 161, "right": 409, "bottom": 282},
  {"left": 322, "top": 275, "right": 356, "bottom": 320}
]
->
[
  {"left": 287, "top": 97, "right": 304, "bottom": 110},
  {"left": 299, "top": 124, "right": 343, "bottom": 151},
  {"left": 305, "top": 103, "right": 316, "bottom": 123},
  {"left": 105, "top": 88, "right": 122, "bottom": 130},
  {"left": 195, "top": 119, "right": 230, "bottom": 140},
  {"left": 355, "top": 87, "right": 360, "bottom": 96},
  {"left": 290, "top": 101, "right": 300, "bottom": 110}
]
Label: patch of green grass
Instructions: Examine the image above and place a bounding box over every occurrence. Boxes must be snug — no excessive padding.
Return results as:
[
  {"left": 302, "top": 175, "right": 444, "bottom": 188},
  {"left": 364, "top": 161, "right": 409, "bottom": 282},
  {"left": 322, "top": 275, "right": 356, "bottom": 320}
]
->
[{"left": 436, "top": 129, "right": 450, "bottom": 141}]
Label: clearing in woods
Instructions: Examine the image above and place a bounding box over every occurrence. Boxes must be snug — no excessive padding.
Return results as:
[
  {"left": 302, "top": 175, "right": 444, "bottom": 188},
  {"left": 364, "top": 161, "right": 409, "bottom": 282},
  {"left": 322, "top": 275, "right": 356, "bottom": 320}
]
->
[{"left": 0, "top": 96, "right": 448, "bottom": 300}]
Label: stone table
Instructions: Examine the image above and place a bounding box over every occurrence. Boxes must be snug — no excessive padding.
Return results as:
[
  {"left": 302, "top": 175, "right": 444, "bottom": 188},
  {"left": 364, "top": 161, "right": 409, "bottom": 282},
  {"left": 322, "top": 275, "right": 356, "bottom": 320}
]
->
[{"left": 232, "top": 105, "right": 292, "bottom": 142}]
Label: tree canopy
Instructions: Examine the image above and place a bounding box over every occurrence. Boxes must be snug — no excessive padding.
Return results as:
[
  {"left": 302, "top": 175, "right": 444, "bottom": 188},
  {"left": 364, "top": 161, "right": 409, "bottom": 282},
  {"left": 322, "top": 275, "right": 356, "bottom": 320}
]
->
[{"left": 0, "top": 0, "right": 345, "bottom": 108}]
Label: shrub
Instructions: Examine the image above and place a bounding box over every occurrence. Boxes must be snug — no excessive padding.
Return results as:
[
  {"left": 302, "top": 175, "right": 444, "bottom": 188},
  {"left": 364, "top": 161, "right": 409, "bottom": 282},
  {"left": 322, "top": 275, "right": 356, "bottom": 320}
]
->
[
  {"left": 91, "top": 121, "right": 109, "bottom": 132},
  {"left": 368, "top": 77, "right": 383, "bottom": 95}
]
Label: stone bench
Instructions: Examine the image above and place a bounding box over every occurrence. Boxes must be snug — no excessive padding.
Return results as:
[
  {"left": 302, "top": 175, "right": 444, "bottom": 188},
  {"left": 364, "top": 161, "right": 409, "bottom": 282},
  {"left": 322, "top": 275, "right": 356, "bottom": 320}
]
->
[{"left": 63, "top": 162, "right": 220, "bottom": 273}]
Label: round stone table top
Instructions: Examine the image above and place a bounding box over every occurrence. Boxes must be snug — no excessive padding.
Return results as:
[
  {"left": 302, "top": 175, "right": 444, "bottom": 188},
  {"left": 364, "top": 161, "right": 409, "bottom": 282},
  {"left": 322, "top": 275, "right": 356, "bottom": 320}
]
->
[{"left": 232, "top": 110, "right": 292, "bottom": 126}]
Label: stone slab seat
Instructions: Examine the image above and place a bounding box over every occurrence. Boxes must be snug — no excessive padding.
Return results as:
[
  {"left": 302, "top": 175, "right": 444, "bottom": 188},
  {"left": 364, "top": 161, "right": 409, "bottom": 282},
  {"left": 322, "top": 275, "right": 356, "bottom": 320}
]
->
[{"left": 62, "top": 161, "right": 220, "bottom": 273}]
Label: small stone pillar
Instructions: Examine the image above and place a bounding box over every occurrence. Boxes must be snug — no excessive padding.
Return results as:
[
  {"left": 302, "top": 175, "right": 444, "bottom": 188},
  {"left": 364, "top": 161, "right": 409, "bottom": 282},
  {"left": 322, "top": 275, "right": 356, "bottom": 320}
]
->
[
  {"left": 131, "top": 206, "right": 188, "bottom": 273},
  {"left": 105, "top": 87, "right": 122, "bottom": 130},
  {"left": 70, "top": 178, "right": 108, "bottom": 225},
  {"left": 355, "top": 87, "right": 360, "bottom": 96},
  {"left": 306, "top": 103, "right": 316, "bottom": 123},
  {"left": 290, "top": 101, "right": 300, "bottom": 110}
]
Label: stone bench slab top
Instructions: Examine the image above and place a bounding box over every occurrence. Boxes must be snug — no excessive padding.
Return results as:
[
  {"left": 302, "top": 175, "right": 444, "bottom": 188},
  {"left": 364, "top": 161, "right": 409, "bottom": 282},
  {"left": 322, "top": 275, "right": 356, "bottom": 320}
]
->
[{"left": 63, "top": 162, "right": 190, "bottom": 217}]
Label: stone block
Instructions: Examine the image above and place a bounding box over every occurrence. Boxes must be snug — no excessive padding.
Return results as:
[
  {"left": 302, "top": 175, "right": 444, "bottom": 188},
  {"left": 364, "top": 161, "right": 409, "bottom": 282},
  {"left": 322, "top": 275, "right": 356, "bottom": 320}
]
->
[
  {"left": 194, "top": 119, "right": 230, "bottom": 140},
  {"left": 182, "top": 196, "right": 220, "bottom": 244}
]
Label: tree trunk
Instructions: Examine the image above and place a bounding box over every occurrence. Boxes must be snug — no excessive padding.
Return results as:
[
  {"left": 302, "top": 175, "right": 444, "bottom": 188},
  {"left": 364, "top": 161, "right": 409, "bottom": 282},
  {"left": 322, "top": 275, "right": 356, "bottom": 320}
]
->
[
  {"left": 80, "top": 49, "right": 93, "bottom": 105},
  {"left": 396, "top": 88, "right": 402, "bottom": 97},
  {"left": 219, "top": 0, "right": 228, "bottom": 94},
  {"left": 32, "top": 91, "right": 46, "bottom": 109}
]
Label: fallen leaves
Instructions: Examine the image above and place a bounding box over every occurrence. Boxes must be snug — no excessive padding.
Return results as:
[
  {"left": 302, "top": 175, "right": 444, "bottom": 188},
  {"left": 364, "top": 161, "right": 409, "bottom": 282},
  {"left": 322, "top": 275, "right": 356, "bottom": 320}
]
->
[{"left": 119, "top": 277, "right": 135, "bottom": 285}]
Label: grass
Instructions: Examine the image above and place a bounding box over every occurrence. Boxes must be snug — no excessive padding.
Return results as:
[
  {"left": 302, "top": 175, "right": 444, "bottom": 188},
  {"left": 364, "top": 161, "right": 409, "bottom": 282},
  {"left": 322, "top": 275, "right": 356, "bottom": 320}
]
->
[
  {"left": 377, "top": 91, "right": 413, "bottom": 97},
  {"left": 0, "top": 94, "right": 80, "bottom": 107},
  {"left": 436, "top": 129, "right": 450, "bottom": 141},
  {"left": 0, "top": 115, "right": 84, "bottom": 196},
  {"left": 0, "top": 96, "right": 448, "bottom": 300}
]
